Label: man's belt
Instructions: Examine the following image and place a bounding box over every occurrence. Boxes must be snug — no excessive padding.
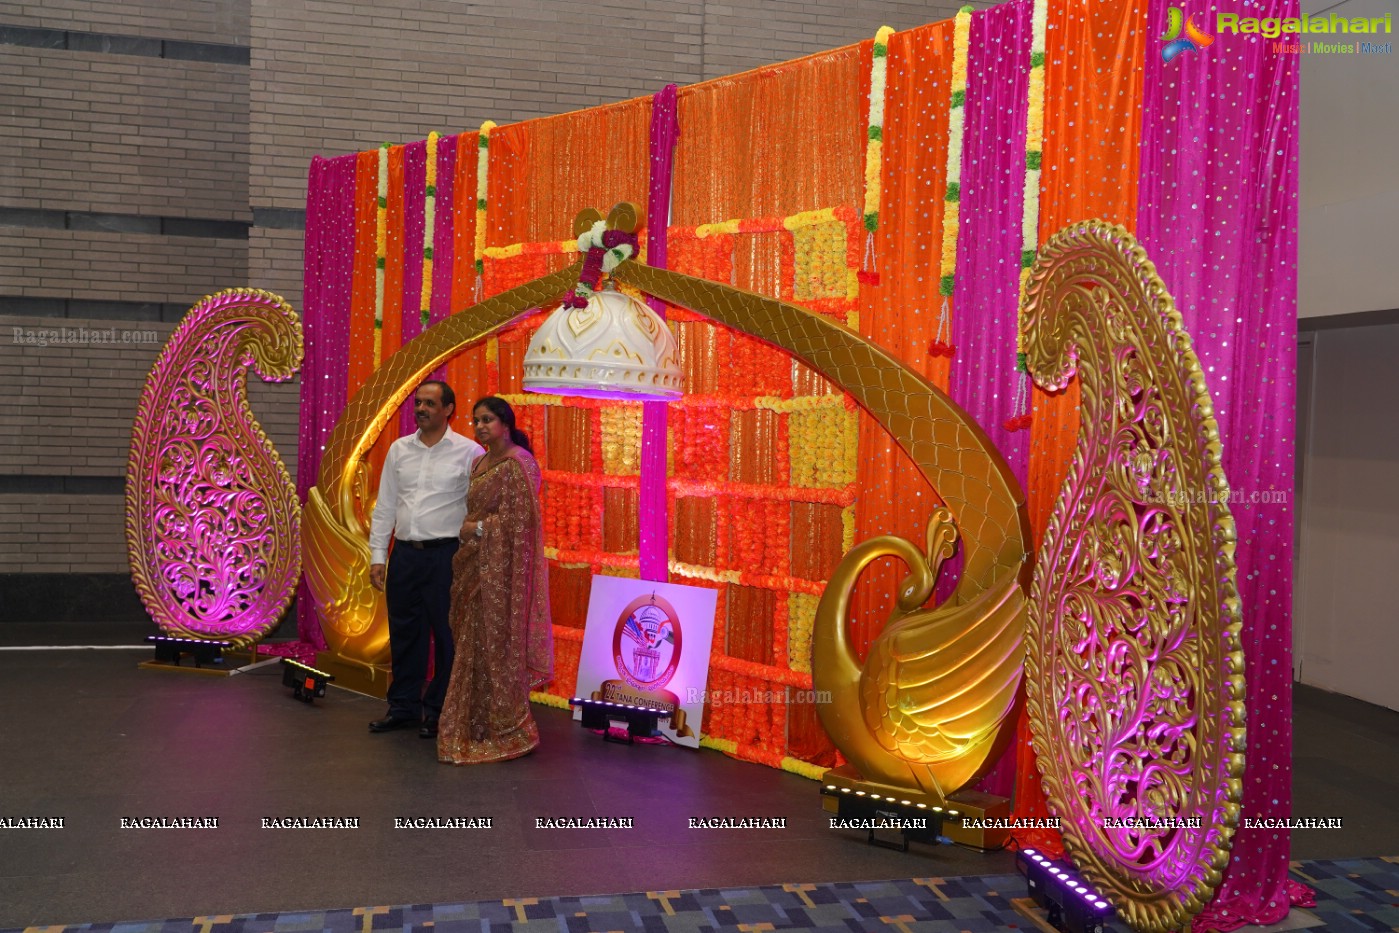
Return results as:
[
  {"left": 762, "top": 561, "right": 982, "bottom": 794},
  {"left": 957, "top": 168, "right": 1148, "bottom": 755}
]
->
[{"left": 396, "top": 537, "right": 457, "bottom": 550}]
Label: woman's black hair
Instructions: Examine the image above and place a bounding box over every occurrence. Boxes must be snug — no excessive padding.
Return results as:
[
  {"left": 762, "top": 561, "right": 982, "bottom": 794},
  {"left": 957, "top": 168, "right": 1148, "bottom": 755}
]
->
[{"left": 473, "top": 395, "right": 532, "bottom": 453}]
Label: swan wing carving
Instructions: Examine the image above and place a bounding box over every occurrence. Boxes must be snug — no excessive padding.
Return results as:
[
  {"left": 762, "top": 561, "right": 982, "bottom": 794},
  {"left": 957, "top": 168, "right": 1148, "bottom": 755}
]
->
[{"left": 611, "top": 261, "right": 1031, "bottom": 800}]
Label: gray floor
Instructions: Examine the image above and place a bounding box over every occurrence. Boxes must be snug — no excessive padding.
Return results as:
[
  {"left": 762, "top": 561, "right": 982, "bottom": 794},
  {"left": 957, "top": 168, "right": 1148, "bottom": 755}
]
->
[{"left": 0, "top": 623, "right": 1394, "bottom": 927}]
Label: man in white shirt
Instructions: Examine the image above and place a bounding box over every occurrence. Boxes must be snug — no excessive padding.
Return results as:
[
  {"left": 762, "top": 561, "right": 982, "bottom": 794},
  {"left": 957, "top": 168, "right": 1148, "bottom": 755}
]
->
[{"left": 367, "top": 380, "right": 483, "bottom": 737}]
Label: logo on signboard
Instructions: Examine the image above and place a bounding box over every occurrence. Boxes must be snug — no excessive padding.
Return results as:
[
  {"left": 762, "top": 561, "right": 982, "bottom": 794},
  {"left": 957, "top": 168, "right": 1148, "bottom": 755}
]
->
[
  {"left": 612, "top": 591, "right": 682, "bottom": 691},
  {"left": 1161, "top": 6, "right": 1215, "bottom": 62}
]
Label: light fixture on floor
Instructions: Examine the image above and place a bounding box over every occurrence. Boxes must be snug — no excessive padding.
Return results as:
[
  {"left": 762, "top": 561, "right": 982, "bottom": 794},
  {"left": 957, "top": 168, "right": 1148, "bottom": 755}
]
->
[
  {"left": 145, "top": 634, "right": 230, "bottom": 668},
  {"left": 281, "top": 658, "right": 334, "bottom": 703},
  {"left": 1016, "top": 848, "right": 1115, "bottom": 933},
  {"left": 568, "top": 697, "right": 671, "bottom": 744},
  {"left": 819, "top": 783, "right": 947, "bottom": 851}
]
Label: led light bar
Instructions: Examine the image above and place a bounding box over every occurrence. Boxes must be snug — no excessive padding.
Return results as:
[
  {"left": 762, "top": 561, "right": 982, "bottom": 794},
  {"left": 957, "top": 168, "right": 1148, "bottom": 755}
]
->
[
  {"left": 819, "top": 784, "right": 946, "bottom": 851},
  {"left": 1015, "top": 848, "right": 1115, "bottom": 933},
  {"left": 144, "top": 634, "right": 231, "bottom": 667},
  {"left": 568, "top": 697, "right": 672, "bottom": 744},
  {"left": 281, "top": 658, "right": 334, "bottom": 703}
]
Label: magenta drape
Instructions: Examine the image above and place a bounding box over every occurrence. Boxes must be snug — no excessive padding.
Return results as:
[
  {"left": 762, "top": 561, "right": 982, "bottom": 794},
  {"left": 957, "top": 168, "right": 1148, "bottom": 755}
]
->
[
  {"left": 1138, "top": 1, "right": 1305, "bottom": 927},
  {"left": 295, "top": 154, "right": 356, "bottom": 649},
  {"left": 949, "top": 0, "right": 1033, "bottom": 798},
  {"left": 429, "top": 134, "right": 459, "bottom": 382},
  {"left": 398, "top": 140, "right": 428, "bottom": 437},
  {"left": 638, "top": 84, "right": 680, "bottom": 582}
]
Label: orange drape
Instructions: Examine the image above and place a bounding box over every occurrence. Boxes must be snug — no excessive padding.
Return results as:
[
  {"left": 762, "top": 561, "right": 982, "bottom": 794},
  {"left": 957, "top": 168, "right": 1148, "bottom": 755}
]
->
[
  {"left": 365, "top": 145, "right": 407, "bottom": 486},
  {"left": 446, "top": 131, "right": 486, "bottom": 413},
  {"left": 347, "top": 150, "right": 379, "bottom": 399},
  {"left": 851, "top": 21, "right": 956, "bottom": 658},
  {"left": 323, "top": 1, "right": 1152, "bottom": 792},
  {"left": 670, "top": 46, "right": 865, "bottom": 765},
  {"left": 1010, "top": 0, "right": 1146, "bottom": 847}
]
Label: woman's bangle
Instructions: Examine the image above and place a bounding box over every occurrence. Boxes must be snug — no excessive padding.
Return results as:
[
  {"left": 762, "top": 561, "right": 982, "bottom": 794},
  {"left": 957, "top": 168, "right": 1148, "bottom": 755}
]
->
[{"left": 474, "top": 521, "right": 484, "bottom": 538}]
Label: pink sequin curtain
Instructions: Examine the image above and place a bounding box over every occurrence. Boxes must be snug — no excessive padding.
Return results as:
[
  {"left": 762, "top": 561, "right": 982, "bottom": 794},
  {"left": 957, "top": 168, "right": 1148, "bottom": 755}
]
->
[
  {"left": 295, "top": 154, "right": 356, "bottom": 649},
  {"left": 1138, "top": 0, "right": 1305, "bottom": 926},
  {"left": 948, "top": 0, "right": 1032, "bottom": 799},
  {"left": 638, "top": 84, "right": 680, "bottom": 582}
]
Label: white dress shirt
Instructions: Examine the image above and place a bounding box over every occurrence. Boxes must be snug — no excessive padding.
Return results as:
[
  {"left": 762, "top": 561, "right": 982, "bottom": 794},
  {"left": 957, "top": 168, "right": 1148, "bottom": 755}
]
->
[{"left": 368, "top": 426, "right": 484, "bottom": 564}]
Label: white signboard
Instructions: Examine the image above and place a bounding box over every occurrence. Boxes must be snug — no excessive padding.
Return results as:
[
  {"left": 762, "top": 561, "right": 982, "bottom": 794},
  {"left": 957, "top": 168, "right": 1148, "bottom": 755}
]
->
[{"left": 574, "top": 575, "right": 719, "bottom": 748}]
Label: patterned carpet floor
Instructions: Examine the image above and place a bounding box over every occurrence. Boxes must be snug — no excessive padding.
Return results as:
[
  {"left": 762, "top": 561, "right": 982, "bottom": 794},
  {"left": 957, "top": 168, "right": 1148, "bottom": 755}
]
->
[{"left": 7, "top": 858, "right": 1398, "bottom": 933}]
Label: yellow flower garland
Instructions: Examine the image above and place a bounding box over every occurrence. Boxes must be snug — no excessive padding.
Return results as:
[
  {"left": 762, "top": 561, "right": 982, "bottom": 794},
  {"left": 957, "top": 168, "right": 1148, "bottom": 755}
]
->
[
  {"left": 939, "top": 7, "right": 974, "bottom": 299},
  {"left": 373, "top": 142, "right": 388, "bottom": 363},
  {"left": 1018, "top": 0, "right": 1048, "bottom": 361},
  {"left": 473, "top": 120, "right": 495, "bottom": 301},
  {"left": 419, "top": 131, "right": 438, "bottom": 329},
  {"left": 863, "top": 26, "right": 894, "bottom": 233}
]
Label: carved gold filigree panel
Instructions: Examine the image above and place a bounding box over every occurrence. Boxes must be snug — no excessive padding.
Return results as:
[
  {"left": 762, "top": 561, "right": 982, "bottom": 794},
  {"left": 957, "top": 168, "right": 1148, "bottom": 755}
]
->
[
  {"left": 1021, "top": 220, "right": 1245, "bottom": 933},
  {"left": 125, "top": 288, "right": 303, "bottom": 648}
]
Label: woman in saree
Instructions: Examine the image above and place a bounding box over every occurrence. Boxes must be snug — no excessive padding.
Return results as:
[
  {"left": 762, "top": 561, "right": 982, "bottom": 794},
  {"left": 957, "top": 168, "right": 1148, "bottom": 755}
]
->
[{"left": 438, "top": 396, "right": 553, "bottom": 764}]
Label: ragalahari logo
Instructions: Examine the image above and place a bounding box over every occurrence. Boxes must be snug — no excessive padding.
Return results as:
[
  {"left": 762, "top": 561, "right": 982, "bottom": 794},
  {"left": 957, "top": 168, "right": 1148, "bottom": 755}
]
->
[{"left": 1161, "top": 6, "right": 1215, "bottom": 61}]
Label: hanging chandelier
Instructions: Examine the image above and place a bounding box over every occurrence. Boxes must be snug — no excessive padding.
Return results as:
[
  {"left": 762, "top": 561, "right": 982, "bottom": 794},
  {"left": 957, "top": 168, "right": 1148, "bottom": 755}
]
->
[{"left": 522, "top": 283, "right": 682, "bottom": 402}]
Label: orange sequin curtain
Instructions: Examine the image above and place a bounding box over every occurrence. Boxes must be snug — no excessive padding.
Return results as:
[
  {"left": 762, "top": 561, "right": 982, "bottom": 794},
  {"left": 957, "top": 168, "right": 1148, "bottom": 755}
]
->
[
  {"left": 850, "top": 21, "right": 955, "bottom": 658},
  {"left": 1009, "top": 0, "right": 1146, "bottom": 849},
  {"left": 668, "top": 47, "right": 866, "bottom": 766},
  {"left": 483, "top": 99, "right": 653, "bottom": 701},
  {"left": 320, "top": 1, "right": 1146, "bottom": 791}
]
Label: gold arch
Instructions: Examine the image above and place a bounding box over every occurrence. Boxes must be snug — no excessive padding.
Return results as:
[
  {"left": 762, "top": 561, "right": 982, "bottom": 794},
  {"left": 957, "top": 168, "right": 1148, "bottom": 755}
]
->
[
  {"left": 306, "top": 245, "right": 1030, "bottom": 802},
  {"left": 304, "top": 262, "right": 583, "bottom": 671},
  {"left": 614, "top": 262, "right": 1031, "bottom": 799}
]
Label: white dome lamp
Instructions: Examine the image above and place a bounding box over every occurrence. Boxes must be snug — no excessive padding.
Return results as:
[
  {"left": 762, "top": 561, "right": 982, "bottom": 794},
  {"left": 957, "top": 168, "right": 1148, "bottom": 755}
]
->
[{"left": 522, "top": 204, "right": 682, "bottom": 402}]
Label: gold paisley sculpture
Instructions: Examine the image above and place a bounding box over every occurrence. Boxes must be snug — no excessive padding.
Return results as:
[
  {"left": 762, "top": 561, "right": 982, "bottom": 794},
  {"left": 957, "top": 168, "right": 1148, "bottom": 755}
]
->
[
  {"left": 304, "top": 263, "right": 584, "bottom": 678},
  {"left": 612, "top": 260, "right": 1032, "bottom": 801},
  {"left": 125, "top": 288, "right": 303, "bottom": 648},
  {"left": 1020, "top": 220, "right": 1245, "bottom": 933}
]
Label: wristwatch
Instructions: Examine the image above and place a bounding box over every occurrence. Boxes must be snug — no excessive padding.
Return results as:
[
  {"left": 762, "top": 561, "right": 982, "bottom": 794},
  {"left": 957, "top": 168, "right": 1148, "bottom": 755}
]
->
[{"left": 474, "top": 521, "right": 484, "bottom": 538}]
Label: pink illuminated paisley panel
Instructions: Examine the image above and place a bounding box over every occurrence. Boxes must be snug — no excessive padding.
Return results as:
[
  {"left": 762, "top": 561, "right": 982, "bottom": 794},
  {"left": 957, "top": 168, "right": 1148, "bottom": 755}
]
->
[
  {"left": 125, "top": 288, "right": 303, "bottom": 648},
  {"left": 1021, "top": 221, "right": 1245, "bottom": 933}
]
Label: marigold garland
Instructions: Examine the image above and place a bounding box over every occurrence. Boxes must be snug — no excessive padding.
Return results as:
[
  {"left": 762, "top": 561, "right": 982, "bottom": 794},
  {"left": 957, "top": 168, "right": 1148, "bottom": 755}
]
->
[
  {"left": 669, "top": 559, "right": 825, "bottom": 597},
  {"left": 473, "top": 120, "right": 495, "bottom": 301},
  {"left": 787, "top": 591, "right": 818, "bottom": 673},
  {"left": 529, "top": 691, "right": 572, "bottom": 710},
  {"left": 858, "top": 24, "right": 895, "bottom": 285},
  {"left": 373, "top": 142, "right": 388, "bottom": 362},
  {"left": 793, "top": 221, "right": 856, "bottom": 303},
  {"left": 932, "top": 7, "right": 974, "bottom": 358},
  {"left": 419, "top": 131, "right": 438, "bottom": 329},
  {"left": 863, "top": 25, "right": 894, "bottom": 234},
  {"left": 1008, "top": 0, "right": 1048, "bottom": 432},
  {"left": 600, "top": 405, "right": 643, "bottom": 475}
]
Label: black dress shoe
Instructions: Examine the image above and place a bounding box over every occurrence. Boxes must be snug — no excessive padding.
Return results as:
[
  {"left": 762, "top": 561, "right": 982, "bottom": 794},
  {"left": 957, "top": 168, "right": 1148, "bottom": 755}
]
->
[
  {"left": 368, "top": 714, "right": 418, "bottom": 733},
  {"left": 419, "top": 721, "right": 438, "bottom": 739}
]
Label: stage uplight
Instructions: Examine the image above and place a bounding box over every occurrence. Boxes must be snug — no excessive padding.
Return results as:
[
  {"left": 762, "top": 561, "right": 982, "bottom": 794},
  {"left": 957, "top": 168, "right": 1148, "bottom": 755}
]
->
[
  {"left": 819, "top": 784, "right": 945, "bottom": 851},
  {"left": 568, "top": 697, "right": 671, "bottom": 744},
  {"left": 1015, "top": 848, "right": 1115, "bottom": 933},
  {"left": 145, "top": 634, "right": 230, "bottom": 668},
  {"left": 280, "top": 658, "right": 334, "bottom": 703}
]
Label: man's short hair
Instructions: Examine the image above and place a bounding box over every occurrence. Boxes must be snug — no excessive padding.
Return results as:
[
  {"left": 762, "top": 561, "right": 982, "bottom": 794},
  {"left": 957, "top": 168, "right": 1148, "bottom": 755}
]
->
[{"left": 418, "top": 380, "right": 455, "bottom": 411}]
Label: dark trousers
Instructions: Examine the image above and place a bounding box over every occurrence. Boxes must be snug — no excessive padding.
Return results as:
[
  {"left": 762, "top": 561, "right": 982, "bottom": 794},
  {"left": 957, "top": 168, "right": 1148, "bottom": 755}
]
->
[{"left": 384, "top": 541, "right": 458, "bottom": 720}]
